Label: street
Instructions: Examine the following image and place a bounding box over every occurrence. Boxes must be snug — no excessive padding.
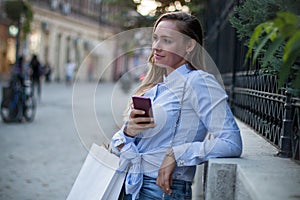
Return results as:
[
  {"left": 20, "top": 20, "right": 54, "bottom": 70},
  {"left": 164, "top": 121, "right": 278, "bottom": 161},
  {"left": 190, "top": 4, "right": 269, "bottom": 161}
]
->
[{"left": 0, "top": 81, "right": 133, "bottom": 200}]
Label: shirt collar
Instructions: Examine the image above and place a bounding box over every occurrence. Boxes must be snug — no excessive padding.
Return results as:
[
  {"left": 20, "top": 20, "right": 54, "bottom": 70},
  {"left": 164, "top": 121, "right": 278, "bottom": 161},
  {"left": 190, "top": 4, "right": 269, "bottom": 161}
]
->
[{"left": 164, "top": 64, "right": 191, "bottom": 83}]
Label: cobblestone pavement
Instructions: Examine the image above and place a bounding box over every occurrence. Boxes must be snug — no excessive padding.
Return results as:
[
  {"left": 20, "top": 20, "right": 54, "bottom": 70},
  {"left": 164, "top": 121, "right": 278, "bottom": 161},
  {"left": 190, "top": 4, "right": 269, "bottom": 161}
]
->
[{"left": 0, "top": 81, "right": 133, "bottom": 200}]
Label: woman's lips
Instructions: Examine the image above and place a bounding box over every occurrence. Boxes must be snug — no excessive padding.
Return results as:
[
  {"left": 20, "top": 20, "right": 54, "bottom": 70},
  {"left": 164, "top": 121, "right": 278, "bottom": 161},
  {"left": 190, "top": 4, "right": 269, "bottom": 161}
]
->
[{"left": 154, "top": 53, "right": 164, "bottom": 60}]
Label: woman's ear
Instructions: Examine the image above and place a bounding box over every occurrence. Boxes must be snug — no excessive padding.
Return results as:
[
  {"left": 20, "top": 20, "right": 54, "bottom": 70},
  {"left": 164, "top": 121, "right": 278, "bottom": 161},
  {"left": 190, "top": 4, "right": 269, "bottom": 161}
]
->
[{"left": 186, "top": 39, "right": 196, "bottom": 53}]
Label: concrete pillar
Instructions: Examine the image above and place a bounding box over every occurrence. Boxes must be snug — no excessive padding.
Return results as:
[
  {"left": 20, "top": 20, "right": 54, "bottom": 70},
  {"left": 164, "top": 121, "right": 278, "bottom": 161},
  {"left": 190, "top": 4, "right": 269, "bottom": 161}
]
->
[
  {"left": 48, "top": 26, "right": 57, "bottom": 71},
  {"left": 39, "top": 26, "right": 45, "bottom": 64},
  {"left": 77, "top": 38, "right": 84, "bottom": 69},
  {"left": 59, "top": 33, "right": 67, "bottom": 81},
  {"left": 205, "top": 162, "right": 237, "bottom": 200},
  {"left": 51, "top": 32, "right": 61, "bottom": 81},
  {"left": 72, "top": 38, "right": 85, "bottom": 82},
  {"left": 68, "top": 36, "right": 76, "bottom": 62}
]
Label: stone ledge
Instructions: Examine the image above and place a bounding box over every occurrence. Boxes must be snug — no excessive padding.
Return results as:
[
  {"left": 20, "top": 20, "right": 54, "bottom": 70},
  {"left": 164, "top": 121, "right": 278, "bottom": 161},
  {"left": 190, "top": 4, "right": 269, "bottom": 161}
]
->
[{"left": 205, "top": 119, "right": 300, "bottom": 200}]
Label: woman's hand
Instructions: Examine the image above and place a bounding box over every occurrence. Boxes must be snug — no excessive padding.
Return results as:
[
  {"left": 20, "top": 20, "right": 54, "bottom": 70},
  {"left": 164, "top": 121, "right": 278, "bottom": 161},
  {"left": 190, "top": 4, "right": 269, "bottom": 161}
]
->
[
  {"left": 124, "top": 108, "right": 155, "bottom": 137},
  {"left": 156, "top": 151, "right": 176, "bottom": 195}
]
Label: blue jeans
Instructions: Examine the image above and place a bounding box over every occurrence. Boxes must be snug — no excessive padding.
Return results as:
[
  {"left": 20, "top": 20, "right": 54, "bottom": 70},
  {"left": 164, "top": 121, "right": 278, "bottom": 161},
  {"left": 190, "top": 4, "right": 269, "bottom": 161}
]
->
[{"left": 124, "top": 175, "right": 192, "bottom": 200}]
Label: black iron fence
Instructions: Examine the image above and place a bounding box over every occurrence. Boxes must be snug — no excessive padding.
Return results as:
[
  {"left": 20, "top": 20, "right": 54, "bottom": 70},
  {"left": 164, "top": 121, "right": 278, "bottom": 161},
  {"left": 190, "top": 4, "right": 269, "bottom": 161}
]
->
[
  {"left": 223, "top": 72, "right": 300, "bottom": 160},
  {"left": 200, "top": 0, "right": 300, "bottom": 161}
]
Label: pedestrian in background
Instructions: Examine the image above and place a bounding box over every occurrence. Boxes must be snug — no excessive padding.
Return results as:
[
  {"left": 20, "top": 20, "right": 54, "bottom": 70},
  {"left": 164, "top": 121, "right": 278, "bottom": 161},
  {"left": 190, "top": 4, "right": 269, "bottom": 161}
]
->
[
  {"left": 111, "top": 11, "right": 243, "bottom": 200},
  {"left": 29, "top": 54, "right": 42, "bottom": 100},
  {"left": 87, "top": 61, "right": 95, "bottom": 82},
  {"left": 43, "top": 61, "right": 52, "bottom": 83},
  {"left": 65, "top": 59, "right": 76, "bottom": 85}
]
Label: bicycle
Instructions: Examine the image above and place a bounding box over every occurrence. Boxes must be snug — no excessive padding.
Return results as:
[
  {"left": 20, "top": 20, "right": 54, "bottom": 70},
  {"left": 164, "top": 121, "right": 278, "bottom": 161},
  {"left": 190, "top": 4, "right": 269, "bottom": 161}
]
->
[{"left": 1, "top": 76, "right": 36, "bottom": 123}]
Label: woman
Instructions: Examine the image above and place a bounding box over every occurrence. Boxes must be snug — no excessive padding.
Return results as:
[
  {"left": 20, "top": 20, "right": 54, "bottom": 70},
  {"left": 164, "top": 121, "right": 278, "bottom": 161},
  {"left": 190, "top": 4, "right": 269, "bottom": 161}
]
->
[{"left": 111, "top": 11, "right": 242, "bottom": 200}]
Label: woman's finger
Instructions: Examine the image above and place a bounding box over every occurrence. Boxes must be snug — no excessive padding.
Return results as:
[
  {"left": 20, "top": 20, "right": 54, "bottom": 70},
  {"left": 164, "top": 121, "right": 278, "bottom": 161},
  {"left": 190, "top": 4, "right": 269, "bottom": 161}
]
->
[
  {"left": 126, "top": 116, "right": 155, "bottom": 137},
  {"left": 133, "top": 117, "right": 155, "bottom": 124},
  {"left": 164, "top": 176, "right": 171, "bottom": 194},
  {"left": 129, "top": 109, "right": 145, "bottom": 119}
]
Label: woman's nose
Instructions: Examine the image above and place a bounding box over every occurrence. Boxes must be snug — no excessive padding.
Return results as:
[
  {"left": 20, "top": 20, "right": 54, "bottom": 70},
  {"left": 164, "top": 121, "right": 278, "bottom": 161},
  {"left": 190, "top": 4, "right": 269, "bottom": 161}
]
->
[{"left": 152, "top": 40, "right": 161, "bottom": 51}]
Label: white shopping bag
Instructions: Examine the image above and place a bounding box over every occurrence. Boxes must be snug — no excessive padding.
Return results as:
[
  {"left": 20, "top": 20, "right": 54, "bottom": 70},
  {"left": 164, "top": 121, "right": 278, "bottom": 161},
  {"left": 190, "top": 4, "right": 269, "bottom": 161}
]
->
[{"left": 67, "top": 143, "right": 126, "bottom": 200}]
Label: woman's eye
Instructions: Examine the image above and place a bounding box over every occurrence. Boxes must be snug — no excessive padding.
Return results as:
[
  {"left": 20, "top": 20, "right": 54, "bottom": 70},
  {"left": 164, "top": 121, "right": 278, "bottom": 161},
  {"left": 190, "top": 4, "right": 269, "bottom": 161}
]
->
[
  {"left": 163, "top": 39, "right": 172, "bottom": 44},
  {"left": 152, "top": 35, "right": 172, "bottom": 44}
]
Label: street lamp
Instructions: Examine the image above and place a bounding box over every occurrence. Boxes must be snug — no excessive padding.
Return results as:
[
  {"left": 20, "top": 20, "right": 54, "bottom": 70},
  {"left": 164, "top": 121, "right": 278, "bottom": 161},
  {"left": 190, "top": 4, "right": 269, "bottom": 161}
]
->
[
  {"left": 8, "top": 22, "right": 21, "bottom": 74},
  {"left": 4, "top": 0, "right": 33, "bottom": 73},
  {"left": 8, "top": 25, "right": 19, "bottom": 37}
]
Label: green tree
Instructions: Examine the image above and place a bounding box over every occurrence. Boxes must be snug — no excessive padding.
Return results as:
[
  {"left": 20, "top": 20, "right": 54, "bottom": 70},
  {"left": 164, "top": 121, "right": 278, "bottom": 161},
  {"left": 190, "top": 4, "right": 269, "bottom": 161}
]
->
[
  {"left": 230, "top": 0, "right": 283, "bottom": 42},
  {"left": 246, "top": 12, "right": 300, "bottom": 94},
  {"left": 230, "top": 0, "right": 300, "bottom": 95}
]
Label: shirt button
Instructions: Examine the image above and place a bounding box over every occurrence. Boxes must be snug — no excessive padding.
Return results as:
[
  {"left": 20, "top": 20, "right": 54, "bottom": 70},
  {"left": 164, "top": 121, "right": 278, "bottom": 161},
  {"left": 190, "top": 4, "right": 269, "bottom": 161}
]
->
[
  {"left": 179, "top": 160, "right": 185, "bottom": 166},
  {"left": 121, "top": 138, "right": 125, "bottom": 143}
]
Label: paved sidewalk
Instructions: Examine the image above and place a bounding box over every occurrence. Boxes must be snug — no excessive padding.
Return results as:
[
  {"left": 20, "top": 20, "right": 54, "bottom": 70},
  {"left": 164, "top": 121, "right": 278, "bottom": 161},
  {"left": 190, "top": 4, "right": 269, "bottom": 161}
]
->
[{"left": 0, "top": 81, "right": 131, "bottom": 200}]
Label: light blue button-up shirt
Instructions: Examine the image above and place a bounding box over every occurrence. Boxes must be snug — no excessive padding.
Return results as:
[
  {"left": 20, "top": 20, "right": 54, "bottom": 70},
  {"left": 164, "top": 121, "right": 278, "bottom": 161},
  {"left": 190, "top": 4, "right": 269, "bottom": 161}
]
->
[{"left": 111, "top": 64, "right": 242, "bottom": 199}]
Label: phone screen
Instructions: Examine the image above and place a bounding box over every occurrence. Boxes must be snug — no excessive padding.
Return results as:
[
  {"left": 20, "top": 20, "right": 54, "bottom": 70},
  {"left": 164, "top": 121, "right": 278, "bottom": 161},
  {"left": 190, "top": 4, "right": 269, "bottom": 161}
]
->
[{"left": 132, "top": 96, "right": 153, "bottom": 118}]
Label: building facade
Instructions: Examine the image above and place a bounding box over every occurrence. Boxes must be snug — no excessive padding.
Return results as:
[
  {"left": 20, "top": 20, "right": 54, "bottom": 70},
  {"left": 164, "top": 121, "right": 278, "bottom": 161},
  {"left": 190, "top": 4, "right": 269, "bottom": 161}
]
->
[{"left": 0, "top": 0, "right": 117, "bottom": 82}]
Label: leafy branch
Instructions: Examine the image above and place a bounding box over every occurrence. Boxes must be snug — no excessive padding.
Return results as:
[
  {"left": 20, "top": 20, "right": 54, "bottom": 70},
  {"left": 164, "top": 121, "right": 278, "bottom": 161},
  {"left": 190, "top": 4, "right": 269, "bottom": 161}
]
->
[{"left": 246, "top": 12, "right": 300, "bottom": 94}]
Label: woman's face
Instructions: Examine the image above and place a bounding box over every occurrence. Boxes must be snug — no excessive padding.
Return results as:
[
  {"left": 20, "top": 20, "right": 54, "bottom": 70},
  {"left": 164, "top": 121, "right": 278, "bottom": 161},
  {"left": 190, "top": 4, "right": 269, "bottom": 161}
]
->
[{"left": 152, "top": 20, "right": 188, "bottom": 74}]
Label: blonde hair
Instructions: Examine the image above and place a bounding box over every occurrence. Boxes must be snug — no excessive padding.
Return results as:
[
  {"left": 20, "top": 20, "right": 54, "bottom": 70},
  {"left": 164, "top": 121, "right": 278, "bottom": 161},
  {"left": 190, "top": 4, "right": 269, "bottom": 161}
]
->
[{"left": 133, "top": 62, "right": 166, "bottom": 96}]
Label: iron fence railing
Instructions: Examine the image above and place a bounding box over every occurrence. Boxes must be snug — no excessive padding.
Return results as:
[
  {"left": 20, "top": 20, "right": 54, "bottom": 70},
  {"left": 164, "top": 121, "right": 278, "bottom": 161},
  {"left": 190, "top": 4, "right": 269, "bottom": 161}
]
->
[{"left": 223, "top": 72, "right": 300, "bottom": 160}]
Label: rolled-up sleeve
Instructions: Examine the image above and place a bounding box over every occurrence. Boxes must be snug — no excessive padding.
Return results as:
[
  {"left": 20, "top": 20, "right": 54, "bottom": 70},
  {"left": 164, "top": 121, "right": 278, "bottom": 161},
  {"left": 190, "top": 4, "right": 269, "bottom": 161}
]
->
[{"left": 110, "top": 123, "right": 136, "bottom": 156}]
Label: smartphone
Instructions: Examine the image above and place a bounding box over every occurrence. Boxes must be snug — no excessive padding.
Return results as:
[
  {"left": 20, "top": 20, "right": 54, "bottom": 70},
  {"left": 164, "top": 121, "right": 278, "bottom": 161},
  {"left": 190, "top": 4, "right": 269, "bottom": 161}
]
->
[{"left": 132, "top": 96, "right": 153, "bottom": 120}]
